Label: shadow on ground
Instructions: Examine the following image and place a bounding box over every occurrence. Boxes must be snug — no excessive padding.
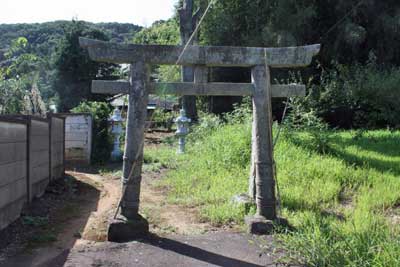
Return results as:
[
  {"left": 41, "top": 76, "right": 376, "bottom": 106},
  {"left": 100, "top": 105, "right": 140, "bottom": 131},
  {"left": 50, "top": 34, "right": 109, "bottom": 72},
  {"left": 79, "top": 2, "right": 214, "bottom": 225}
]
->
[
  {"left": 0, "top": 173, "right": 101, "bottom": 267},
  {"left": 328, "top": 134, "right": 400, "bottom": 176},
  {"left": 290, "top": 132, "right": 400, "bottom": 176},
  {"left": 141, "top": 234, "right": 267, "bottom": 267},
  {"left": 63, "top": 231, "right": 289, "bottom": 267}
]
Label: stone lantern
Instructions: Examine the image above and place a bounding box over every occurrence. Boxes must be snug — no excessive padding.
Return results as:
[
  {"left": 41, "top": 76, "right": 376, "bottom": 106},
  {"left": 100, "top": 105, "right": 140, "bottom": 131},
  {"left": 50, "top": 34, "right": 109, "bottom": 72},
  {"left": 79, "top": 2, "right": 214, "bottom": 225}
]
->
[
  {"left": 109, "top": 108, "right": 123, "bottom": 161},
  {"left": 175, "top": 109, "right": 191, "bottom": 154}
]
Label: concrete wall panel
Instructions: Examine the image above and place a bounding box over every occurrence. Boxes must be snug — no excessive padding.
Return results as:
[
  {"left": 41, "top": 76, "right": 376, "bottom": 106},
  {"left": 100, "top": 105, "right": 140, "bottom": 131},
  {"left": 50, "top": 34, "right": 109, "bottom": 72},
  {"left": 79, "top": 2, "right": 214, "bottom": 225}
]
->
[
  {"left": 50, "top": 116, "right": 65, "bottom": 180},
  {"left": 30, "top": 120, "right": 49, "bottom": 137},
  {"left": 30, "top": 150, "right": 49, "bottom": 168},
  {"left": 0, "top": 118, "right": 28, "bottom": 230},
  {"left": 0, "top": 161, "right": 26, "bottom": 188},
  {"left": 30, "top": 135, "right": 50, "bottom": 151},
  {"left": 0, "top": 115, "right": 65, "bottom": 230},
  {"left": 29, "top": 119, "right": 50, "bottom": 200},
  {"left": 30, "top": 164, "right": 49, "bottom": 199},
  {"left": 0, "top": 178, "right": 26, "bottom": 209},
  {"left": 30, "top": 163, "right": 49, "bottom": 183},
  {"left": 0, "top": 122, "right": 27, "bottom": 144},
  {"left": 0, "top": 196, "right": 26, "bottom": 230},
  {"left": 64, "top": 114, "right": 92, "bottom": 164},
  {"left": 0, "top": 143, "right": 26, "bottom": 165},
  {"left": 0, "top": 120, "right": 28, "bottom": 230}
]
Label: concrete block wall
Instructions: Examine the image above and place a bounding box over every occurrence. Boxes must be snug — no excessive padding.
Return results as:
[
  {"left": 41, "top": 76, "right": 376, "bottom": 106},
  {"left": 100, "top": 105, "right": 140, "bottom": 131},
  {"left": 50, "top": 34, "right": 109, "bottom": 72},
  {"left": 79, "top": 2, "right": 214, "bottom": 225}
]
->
[
  {"left": 63, "top": 114, "right": 92, "bottom": 164},
  {"left": 49, "top": 116, "right": 65, "bottom": 181},
  {"left": 0, "top": 119, "right": 28, "bottom": 230},
  {"left": 0, "top": 115, "right": 65, "bottom": 230},
  {"left": 29, "top": 118, "right": 50, "bottom": 200}
]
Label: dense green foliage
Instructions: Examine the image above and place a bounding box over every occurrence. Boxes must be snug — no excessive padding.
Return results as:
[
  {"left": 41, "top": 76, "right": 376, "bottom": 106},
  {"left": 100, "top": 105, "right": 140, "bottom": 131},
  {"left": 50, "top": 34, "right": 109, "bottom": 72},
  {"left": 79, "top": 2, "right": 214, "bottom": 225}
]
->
[
  {"left": 151, "top": 108, "right": 176, "bottom": 130},
  {"left": 71, "top": 101, "right": 113, "bottom": 164},
  {"left": 145, "top": 110, "right": 400, "bottom": 266},
  {"left": 133, "top": 19, "right": 181, "bottom": 82},
  {"left": 0, "top": 78, "right": 27, "bottom": 114},
  {"left": 0, "top": 21, "right": 141, "bottom": 113},
  {"left": 3, "top": 2, "right": 399, "bottom": 127},
  {"left": 52, "top": 21, "right": 119, "bottom": 112},
  {"left": 197, "top": 0, "right": 400, "bottom": 127},
  {"left": 0, "top": 21, "right": 141, "bottom": 59},
  {"left": 0, "top": 37, "right": 47, "bottom": 115},
  {"left": 303, "top": 60, "right": 400, "bottom": 128},
  {"left": 133, "top": 19, "right": 179, "bottom": 46},
  {"left": 200, "top": 0, "right": 400, "bottom": 66}
]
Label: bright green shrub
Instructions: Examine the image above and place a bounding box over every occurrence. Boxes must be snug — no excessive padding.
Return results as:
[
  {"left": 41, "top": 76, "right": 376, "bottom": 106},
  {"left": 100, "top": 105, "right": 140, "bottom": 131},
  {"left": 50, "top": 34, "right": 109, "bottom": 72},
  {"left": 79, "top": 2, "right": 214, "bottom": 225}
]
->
[{"left": 305, "top": 59, "right": 400, "bottom": 129}]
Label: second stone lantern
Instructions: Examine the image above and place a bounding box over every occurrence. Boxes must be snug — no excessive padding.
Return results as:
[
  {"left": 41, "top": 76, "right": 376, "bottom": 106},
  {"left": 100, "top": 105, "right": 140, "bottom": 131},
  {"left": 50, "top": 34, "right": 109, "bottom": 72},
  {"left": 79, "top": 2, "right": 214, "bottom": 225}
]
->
[
  {"left": 109, "top": 108, "right": 123, "bottom": 161},
  {"left": 175, "top": 109, "right": 191, "bottom": 154}
]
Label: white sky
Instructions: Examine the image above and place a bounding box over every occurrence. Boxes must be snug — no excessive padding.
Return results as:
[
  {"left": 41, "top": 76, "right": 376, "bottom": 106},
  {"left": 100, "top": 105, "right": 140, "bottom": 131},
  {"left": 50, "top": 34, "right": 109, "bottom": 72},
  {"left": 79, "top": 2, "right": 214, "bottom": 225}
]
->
[{"left": 1, "top": 0, "right": 178, "bottom": 26}]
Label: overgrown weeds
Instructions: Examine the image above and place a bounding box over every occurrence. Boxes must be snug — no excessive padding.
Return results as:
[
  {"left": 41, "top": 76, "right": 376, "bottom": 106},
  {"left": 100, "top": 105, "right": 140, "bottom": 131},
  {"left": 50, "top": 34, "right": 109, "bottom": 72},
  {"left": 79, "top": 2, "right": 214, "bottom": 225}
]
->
[{"left": 145, "top": 102, "right": 400, "bottom": 266}]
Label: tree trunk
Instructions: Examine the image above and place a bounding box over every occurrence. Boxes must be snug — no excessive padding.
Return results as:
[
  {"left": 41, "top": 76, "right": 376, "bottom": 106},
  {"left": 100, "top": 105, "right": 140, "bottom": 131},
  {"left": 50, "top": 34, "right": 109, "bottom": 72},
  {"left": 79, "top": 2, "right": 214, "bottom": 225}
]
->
[{"left": 179, "top": 0, "right": 200, "bottom": 121}]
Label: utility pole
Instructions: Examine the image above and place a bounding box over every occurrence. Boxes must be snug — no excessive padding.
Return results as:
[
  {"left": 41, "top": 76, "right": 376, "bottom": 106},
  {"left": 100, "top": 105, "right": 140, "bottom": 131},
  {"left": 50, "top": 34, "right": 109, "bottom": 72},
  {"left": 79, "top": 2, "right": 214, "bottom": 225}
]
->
[{"left": 178, "top": 0, "right": 204, "bottom": 122}]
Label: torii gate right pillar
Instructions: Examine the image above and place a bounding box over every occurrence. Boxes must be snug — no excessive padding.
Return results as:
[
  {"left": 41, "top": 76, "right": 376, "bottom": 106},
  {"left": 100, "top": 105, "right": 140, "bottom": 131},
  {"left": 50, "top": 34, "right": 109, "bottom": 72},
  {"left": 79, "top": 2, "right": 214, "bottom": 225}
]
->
[{"left": 245, "top": 64, "right": 278, "bottom": 234}]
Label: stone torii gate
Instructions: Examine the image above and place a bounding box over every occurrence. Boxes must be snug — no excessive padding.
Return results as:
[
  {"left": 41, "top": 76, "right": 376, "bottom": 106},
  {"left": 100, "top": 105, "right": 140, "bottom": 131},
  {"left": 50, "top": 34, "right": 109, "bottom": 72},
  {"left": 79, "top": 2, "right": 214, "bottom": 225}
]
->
[{"left": 80, "top": 37, "right": 320, "bottom": 241}]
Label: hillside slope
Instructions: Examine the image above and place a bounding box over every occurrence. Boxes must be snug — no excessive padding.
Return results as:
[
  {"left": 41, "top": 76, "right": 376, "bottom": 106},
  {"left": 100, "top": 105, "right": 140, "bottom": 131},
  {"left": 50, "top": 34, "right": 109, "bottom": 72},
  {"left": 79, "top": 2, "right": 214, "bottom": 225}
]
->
[{"left": 0, "top": 21, "right": 142, "bottom": 58}]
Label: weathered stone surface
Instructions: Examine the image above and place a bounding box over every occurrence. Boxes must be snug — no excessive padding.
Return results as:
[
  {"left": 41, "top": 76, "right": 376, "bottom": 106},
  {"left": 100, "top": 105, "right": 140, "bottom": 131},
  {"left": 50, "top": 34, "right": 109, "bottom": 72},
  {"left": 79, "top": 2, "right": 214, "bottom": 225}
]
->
[
  {"left": 245, "top": 215, "right": 292, "bottom": 235},
  {"left": 120, "top": 62, "right": 149, "bottom": 220},
  {"left": 155, "top": 82, "right": 253, "bottom": 96},
  {"left": 91, "top": 80, "right": 130, "bottom": 94},
  {"left": 252, "top": 65, "right": 277, "bottom": 220},
  {"left": 79, "top": 37, "right": 320, "bottom": 68},
  {"left": 249, "top": 110, "right": 257, "bottom": 200},
  {"left": 92, "top": 80, "right": 306, "bottom": 97},
  {"left": 245, "top": 215, "right": 275, "bottom": 235},
  {"left": 108, "top": 215, "right": 149, "bottom": 242},
  {"left": 193, "top": 65, "right": 209, "bottom": 83}
]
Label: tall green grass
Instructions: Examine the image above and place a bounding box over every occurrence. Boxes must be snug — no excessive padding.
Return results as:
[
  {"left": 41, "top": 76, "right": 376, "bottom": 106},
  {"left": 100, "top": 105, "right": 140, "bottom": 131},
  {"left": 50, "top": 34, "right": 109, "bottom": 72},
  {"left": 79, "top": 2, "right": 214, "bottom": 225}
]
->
[{"left": 145, "top": 122, "right": 400, "bottom": 266}]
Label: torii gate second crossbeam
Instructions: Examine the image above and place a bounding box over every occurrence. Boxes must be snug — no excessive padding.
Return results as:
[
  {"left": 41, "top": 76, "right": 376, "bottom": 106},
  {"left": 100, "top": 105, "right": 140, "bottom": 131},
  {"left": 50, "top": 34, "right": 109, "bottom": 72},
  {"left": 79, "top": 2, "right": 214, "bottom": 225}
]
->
[{"left": 80, "top": 37, "right": 320, "bottom": 242}]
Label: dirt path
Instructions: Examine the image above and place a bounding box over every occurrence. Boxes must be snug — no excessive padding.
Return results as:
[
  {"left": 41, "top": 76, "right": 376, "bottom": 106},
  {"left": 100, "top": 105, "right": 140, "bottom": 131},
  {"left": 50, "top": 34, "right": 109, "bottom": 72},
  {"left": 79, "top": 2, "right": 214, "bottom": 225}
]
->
[
  {"left": 140, "top": 168, "right": 217, "bottom": 235},
  {"left": 0, "top": 170, "right": 121, "bottom": 267},
  {"left": 1, "top": 131, "right": 287, "bottom": 266},
  {"left": 76, "top": 172, "right": 120, "bottom": 242},
  {"left": 1, "top": 162, "right": 217, "bottom": 266}
]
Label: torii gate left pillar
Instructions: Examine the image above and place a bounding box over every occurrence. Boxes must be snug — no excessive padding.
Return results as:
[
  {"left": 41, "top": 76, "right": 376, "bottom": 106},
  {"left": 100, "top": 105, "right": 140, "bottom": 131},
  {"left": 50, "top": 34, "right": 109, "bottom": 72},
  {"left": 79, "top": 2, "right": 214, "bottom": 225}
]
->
[{"left": 107, "top": 61, "right": 151, "bottom": 241}]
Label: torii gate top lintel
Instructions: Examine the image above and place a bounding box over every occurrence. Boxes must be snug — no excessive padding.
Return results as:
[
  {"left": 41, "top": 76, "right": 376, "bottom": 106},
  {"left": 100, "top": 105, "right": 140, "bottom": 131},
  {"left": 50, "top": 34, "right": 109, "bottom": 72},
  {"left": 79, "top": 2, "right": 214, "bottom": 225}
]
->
[{"left": 79, "top": 37, "right": 320, "bottom": 68}]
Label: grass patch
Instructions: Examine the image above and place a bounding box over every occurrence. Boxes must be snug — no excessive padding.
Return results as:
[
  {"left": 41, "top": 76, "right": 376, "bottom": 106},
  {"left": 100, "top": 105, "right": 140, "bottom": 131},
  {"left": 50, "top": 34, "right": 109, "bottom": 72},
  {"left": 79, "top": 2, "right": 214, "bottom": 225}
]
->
[
  {"left": 28, "top": 231, "right": 57, "bottom": 246},
  {"left": 22, "top": 216, "right": 49, "bottom": 227},
  {"left": 146, "top": 123, "right": 251, "bottom": 225},
  {"left": 146, "top": 120, "right": 400, "bottom": 266}
]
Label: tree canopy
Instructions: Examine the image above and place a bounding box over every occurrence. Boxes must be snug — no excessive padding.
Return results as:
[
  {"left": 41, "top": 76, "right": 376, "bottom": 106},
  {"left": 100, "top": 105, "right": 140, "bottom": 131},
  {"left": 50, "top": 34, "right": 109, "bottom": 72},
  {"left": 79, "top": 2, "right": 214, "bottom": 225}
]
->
[
  {"left": 52, "top": 21, "right": 119, "bottom": 112},
  {"left": 199, "top": 0, "right": 400, "bottom": 66}
]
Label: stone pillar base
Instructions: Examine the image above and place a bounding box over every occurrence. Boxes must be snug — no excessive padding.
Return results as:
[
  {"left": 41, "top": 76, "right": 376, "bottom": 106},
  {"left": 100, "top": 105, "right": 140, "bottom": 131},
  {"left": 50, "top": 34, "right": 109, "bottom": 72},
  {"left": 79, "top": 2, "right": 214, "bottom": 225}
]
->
[
  {"left": 108, "top": 214, "right": 149, "bottom": 242},
  {"left": 245, "top": 215, "right": 289, "bottom": 235}
]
